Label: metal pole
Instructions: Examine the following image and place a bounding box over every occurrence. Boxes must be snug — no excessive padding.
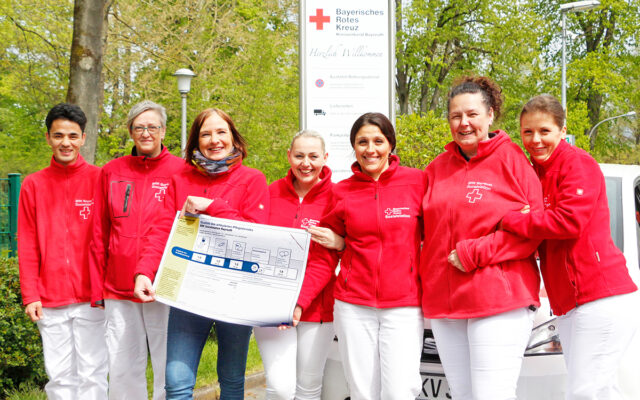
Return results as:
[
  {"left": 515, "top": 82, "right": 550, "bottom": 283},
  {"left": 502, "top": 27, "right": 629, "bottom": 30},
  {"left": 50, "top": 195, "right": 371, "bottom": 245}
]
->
[
  {"left": 389, "top": 0, "right": 396, "bottom": 127},
  {"left": 299, "top": 0, "right": 306, "bottom": 131},
  {"left": 8, "top": 173, "right": 20, "bottom": 258},
  {"left": 181, "top": 93, "right": 187, "bottom": 156},
  {"left": 561, "top": 12, "right": 567, "bottom": 112}
]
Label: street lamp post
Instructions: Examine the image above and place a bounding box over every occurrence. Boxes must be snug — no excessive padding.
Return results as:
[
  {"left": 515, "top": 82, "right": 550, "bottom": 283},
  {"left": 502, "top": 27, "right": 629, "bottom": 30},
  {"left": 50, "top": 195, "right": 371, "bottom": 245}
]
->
[
  {"left": 587, "top": 111, "right": 637, "bottom": 149},
  {"left": 560, "top": 0, "right": 600, "bottom": 112},
  {"left": 173, "top": 68, "right": 196, "bottom": 154}
]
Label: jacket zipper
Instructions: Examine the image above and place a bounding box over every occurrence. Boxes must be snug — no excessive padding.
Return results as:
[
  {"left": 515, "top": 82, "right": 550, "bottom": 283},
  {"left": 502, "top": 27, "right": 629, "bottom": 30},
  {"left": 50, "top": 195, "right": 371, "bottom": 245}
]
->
[
  {"left": 136, "top": 160, "right": 149, "bottom": 265},
  {"left": 65, "top": 167, "right": 73, "bottom": 298},
  {"left": 294, "top": 203, "right": 302, "bottom": 227},
  {"left": 375, "top": 181, "right": 382, "bottom": 302}
]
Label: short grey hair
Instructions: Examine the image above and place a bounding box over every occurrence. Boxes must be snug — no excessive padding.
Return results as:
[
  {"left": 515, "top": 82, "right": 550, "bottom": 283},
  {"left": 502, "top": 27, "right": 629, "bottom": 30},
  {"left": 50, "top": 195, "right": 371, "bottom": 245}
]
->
[
  {"left": 290, "top": 129, "right": 326, "bottom": 153},
  {"left": 126, "top": 100, "right": 167, "bottom": 131}
]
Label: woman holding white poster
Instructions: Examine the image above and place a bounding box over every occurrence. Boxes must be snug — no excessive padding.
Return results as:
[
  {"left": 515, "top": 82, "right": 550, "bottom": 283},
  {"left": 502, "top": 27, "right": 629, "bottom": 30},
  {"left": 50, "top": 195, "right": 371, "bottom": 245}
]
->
[
  {"left": 133, "top": 108, "right": 269, "bottom": 400},
  {"left": 295, "top": 113, "right": 426, "bottom": 400},
  {"left": 255, "top": 130, "right": 343, "bottom": 400}
]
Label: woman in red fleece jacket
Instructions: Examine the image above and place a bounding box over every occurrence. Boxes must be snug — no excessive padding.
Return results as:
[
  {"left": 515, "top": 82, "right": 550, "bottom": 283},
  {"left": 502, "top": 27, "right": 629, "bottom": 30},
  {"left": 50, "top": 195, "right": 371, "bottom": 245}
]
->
[
  {"left": 256, "top": 130, "right": 341, "bottom": 400},
  {"left": 133, "top": 108, "right": 269, "bottom": 400},
  {"left": 500, "top": 94, "right": 638, "bottom": 399},
  {"left": 420, "top": 76, "right": 543, "bottom": 400},
  {"left": 295, "top": 112, "right": 426, "bottom": 400}
]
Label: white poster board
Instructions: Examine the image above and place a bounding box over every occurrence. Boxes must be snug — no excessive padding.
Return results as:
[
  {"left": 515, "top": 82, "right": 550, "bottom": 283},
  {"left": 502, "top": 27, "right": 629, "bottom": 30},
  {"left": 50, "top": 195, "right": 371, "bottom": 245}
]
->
[
  {"left": 300, "top": 0, "right": 395, "bottom": 181},
  {"left": 152, "top": 213, "right": 311, "bottom": 326}
]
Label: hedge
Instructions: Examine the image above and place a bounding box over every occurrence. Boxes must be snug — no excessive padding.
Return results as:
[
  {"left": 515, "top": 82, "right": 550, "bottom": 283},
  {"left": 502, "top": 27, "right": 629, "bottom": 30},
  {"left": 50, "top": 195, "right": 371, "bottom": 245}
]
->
[{"left": 0, "top": 257, "right": 46, "bottom": 395}]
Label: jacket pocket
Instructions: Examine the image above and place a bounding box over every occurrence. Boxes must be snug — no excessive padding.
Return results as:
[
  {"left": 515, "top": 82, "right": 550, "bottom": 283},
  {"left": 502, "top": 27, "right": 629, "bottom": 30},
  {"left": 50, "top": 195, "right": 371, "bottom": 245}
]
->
[
  {"left": 106, "top": 234, "right": 137, "bottom": 292},
  {"left": 572, "top": 236, "right": 600, "bottom": 289},
  {"left": 407, "top": 254, "right": 416, "bottom": 293},
  {"left": 110, "top": 180, "right": 134, "bottom": 218},
  {"left": 341, "top": 251, "right": 353, "bottom": 290},
  {"left": 497, "top": 263, "right": 513, "bottom": 296}
]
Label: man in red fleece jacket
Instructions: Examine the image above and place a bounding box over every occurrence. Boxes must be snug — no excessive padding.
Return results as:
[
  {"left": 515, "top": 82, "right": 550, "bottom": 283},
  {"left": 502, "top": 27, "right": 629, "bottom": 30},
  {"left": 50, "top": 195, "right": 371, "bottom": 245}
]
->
[{"left": 18, "top": 103, "right": 108, "bottom": 399}]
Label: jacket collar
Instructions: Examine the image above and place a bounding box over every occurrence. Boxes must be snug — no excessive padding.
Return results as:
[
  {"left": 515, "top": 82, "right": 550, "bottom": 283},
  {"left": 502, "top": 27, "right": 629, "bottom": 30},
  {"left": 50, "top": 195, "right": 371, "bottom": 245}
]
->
[
  {"left": 129, "top": 145, "right": 174, "bottom": 164},
  {"left": 49, "top": 154, "right": 88, "bottom": 174},
  {"left": 350, "top": 154, "right": 400, "bottom": 182},
  {"left": 284, "top": 165, "right": 333, "bottom": 201},
  {"left": 444, "top": 130, "right": 510, "bottom": 162}
]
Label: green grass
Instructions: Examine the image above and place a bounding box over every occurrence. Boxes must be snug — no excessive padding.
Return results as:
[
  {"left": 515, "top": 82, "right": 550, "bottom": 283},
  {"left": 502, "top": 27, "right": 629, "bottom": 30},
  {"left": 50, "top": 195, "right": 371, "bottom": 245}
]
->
[
  {"left": 10, "top": 336, "right": 263, "bottom": 400},
  {"left": 5, "top": 384, "right": 47, "bottom": 400}
]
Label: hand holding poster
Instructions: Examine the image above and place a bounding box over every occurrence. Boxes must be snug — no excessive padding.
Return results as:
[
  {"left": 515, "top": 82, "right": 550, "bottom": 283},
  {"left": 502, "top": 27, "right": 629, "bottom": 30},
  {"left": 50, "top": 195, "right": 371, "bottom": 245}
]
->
[{"left": 152, "top": 212, "right": 311, "bottom": 326}]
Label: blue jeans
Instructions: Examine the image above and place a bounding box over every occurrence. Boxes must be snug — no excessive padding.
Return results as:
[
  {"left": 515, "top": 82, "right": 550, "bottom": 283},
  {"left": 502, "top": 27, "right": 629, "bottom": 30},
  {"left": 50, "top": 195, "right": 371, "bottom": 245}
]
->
[{"left": 165, "top": 307, "right": 253, "bottom": 400}]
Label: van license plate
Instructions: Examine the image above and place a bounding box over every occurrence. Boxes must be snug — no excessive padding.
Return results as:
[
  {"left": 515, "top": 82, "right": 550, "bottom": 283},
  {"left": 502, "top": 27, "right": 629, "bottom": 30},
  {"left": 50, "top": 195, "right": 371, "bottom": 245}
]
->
[{"left": 417, "top": 372, "right": 451, "bottom": 399}]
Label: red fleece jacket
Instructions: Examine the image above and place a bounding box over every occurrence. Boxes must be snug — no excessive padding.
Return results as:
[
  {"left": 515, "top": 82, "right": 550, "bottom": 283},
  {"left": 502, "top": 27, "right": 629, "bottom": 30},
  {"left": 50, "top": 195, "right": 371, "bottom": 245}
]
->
[
  {"left": 297, "top": 155, "right": 425, "bottom": 310},
  {"left": 136, "top": 161, "right": 269, "bottom": 281},
  {"left": 89, "top": 147, "right": 185, "bottom": 304},
  {"left": 269, "top": 166, "right": 335, "bottom": 322},
  {"left": 501, "top": 139, "right": 637, "bottom": 315},
  {"left": 19, "top": 155, "right": 101, "bottom": 307}
]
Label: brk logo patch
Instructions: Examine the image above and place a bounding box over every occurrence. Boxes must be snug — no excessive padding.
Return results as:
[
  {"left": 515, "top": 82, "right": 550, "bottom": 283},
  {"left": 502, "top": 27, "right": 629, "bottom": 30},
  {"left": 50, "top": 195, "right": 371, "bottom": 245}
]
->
[
  {"left": 152, "top": 182, "right": 169, "bottom": 202},
  {"left": 75, "top": 199, "right": 94, "bottom": 220},
  {"left": 384, "top": 207, "right": 410, "bottom": 219},
  {"left": 301, "top": 218, "right": 320, "bottom": 229},
  {"left": 465, "top": 181, "right": 493, "bottom": 203}
]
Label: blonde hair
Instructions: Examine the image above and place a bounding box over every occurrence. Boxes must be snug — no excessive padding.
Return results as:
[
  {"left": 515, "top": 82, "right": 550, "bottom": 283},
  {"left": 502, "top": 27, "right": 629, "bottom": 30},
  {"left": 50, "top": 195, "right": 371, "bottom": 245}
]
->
[{"left": 290, "top": 130, "right": 326, "bottom": 153}]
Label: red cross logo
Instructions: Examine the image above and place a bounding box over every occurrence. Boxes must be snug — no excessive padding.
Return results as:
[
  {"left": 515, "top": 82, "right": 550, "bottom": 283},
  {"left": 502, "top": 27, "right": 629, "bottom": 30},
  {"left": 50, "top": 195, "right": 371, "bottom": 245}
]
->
[
  {"left": 79, "top": 206, "right": 91, "bottom": 219},
  {"left": 155, "top": 188, "right": 166, "bottom": 202},
  {"left": 309, "top": 9, "right": 330, "bottom": 30},
  {"left": 466, "top": 189, "right": 483, "bottom": 203}
]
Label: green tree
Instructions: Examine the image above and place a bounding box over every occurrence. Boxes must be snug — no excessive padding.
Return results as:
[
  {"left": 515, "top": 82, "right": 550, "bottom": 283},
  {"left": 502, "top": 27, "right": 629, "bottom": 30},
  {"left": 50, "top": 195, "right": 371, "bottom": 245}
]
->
[
  {"left": 534, "top": 0, "right": 640, "bottom": 150},
  {"left": 97, "top": 0, "right": 298, "bottom": 180},
  {"left": 0, "top": 0, "right": 72, "bottom": 175}
]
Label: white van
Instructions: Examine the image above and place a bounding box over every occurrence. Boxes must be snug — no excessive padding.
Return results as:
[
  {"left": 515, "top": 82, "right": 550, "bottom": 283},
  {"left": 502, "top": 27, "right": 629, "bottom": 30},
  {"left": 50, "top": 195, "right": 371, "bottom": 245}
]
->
[{"left": 322, "top": 164, "right": 640, "bottom": 400}]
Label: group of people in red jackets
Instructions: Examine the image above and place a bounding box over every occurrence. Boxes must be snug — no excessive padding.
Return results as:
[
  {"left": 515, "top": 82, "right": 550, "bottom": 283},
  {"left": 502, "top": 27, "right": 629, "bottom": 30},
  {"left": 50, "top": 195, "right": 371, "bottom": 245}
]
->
[{"left": 19, "top": 75, "right": 638, "bottom": 400}]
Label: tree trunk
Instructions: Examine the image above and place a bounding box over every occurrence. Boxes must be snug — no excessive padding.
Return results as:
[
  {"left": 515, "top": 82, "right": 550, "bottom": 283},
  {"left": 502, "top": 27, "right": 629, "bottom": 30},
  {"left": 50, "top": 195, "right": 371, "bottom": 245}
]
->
[
  {"left": 66, "top": 0, "right": 111, "bottom": 164},
  {"left": 587, "top": 90, "right": 603, "bottom": 150},
  {"left": 395, "top": 0, "right": 409, "bottom": 115}
]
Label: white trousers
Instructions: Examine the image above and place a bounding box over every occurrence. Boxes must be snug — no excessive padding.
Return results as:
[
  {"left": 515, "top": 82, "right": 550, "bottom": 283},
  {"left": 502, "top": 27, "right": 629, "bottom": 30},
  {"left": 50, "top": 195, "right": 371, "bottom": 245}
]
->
[
  {"left": 37, "top": 303, "right": 108, "bottom": 400},
  {"left": 431, "top": 307, "right": 534, "bottom": 400},
  {"left": 296, "top": 321, "right": 334, "bottom": 400},
  {"left": 255, "top": 326, "right": 297, "bottom": 400},
  {"left": 105, "top": 299, "right": 168, "bottom": 400},
  {"left": 333, "top": 300, "right": 423, "bottom": 400},
  {"left": 557, "top": 291, "right": 640, "bottom": 400},
  {"left": 255, "top": 322, "right": 335, "bottom": 400}
]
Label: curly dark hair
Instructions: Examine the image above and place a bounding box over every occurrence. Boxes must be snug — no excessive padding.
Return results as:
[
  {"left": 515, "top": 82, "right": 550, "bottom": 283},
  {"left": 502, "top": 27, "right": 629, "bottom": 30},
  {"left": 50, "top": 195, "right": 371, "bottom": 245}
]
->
[{"left": 447, "top": 76, "right": 504, "bottom": 120}]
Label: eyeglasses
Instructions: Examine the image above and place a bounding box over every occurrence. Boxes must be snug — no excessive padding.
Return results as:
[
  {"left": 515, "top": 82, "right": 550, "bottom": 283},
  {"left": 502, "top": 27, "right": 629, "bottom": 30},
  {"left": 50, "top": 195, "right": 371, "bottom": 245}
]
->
[{"left": 132, "top": 125, "right": 162, "bottom": 135}]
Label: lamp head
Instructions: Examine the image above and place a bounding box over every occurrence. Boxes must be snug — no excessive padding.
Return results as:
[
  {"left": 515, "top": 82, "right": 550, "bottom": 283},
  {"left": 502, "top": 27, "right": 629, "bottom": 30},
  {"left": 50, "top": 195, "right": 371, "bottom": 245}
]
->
[
  {"left": 560, "top": 0, "right": 600, "bottom": 13},
  {"left": 173, "top": 68, "right": 196, "bottom": 94}
]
